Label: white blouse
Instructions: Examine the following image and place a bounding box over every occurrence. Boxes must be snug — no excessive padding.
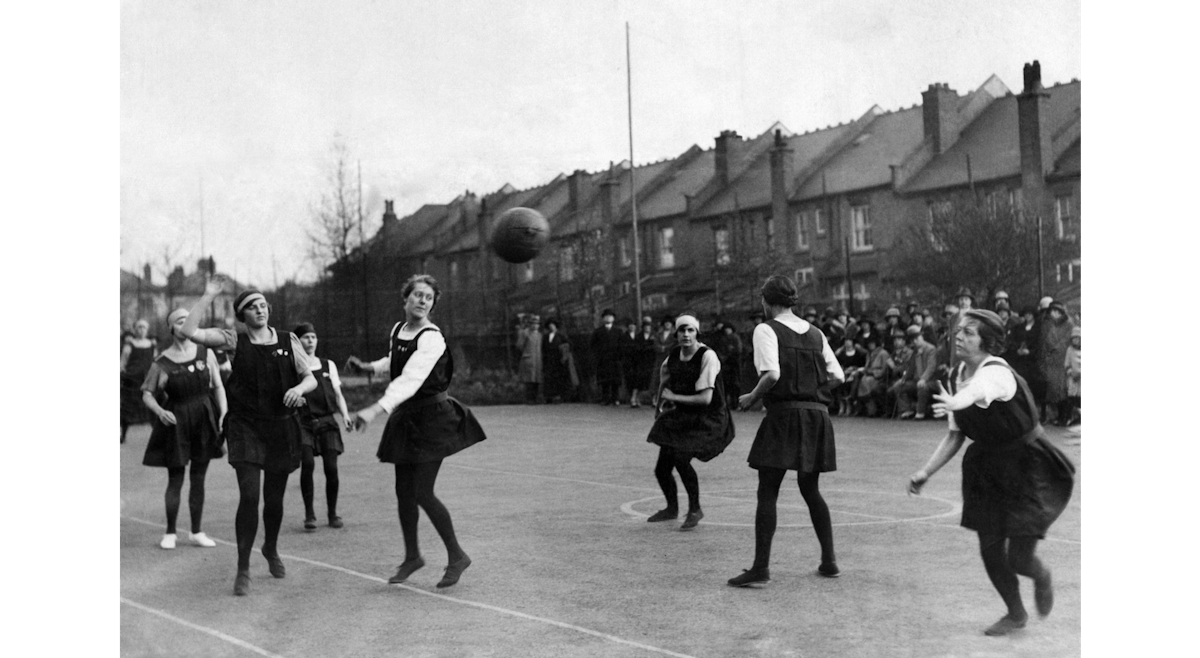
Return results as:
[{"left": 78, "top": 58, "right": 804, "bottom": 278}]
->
[
  {"left": 659, "top": 344, "right": 721, "bottom": 393},
  {"left": 947, "top": 355, "right": 1018, "bottom": 432},
  {"left": 751, "top": 314, "right": 843, "bottom": 381},
  {"left": 367, "top": 322, "right": 447, "bottom": 414}
]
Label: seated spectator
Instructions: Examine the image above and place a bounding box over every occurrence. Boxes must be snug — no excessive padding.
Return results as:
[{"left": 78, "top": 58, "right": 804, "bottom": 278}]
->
[
  {"left": 833, "top": 337, "right": 866, "bottom": 416},
  {"left": 1064, "top": 326, "right": 1081, "bottom": 428},
  {"left": 888, "top": 325, "right": 938, "bottom": 419},
  {"left": 855, "top": 335, "right": 890, "bottom": 417}
]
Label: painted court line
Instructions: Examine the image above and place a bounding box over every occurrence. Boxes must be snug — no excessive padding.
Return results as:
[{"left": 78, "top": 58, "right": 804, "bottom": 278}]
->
[
  {"left": 447, "top": 462, "right": 662, "bottom": 492},
  {"left": 122, "top": 516, "right": 698, "bottom": 658},
  {"left": 120, "top": 597, "right": 286, "bottom": 658},
  {"left": 909, "top": 519, "right": 1081, "bottom": 545}
]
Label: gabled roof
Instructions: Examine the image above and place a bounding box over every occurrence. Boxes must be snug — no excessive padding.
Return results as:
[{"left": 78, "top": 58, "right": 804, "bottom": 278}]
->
[
  {"left": 632, "top": 149, "right": 714, "bottom": 220},
  {"left": 1051, "top": 138, "right": 1080, "bottom": 179},
  {"left": 611, "top": 157, "right": 686, "bottom": 224},
  {"left": 901, "top": 80, "right": 1081, "bottom": 193},
  {"left": 793, "top": 106, "right": 924, "bottom": 199}
]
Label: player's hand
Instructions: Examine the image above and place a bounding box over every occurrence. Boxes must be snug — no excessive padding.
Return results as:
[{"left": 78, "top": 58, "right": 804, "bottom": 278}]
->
[
  {"left": 204, "top": 276, "right": 225, "bottom": 298},
  {"left": 737, "top": 393, "right": 755, "bottom": 411},
  {"left": 283, "top": 387, "right": 306, "bottom": 408},
  {"left": 907, "top": 470, "right": 929, "bottom": 496},
  {"left": 156, "top": 409, "right": 177, "bottom": 426},
  {"left": 344, "top": 356, "right": 367, "bottom": 375},
  {"left": 352, "top": 405, "right": 380, "bottom": 432},
  {"left": 343, "top": 416, "right": 354, "bottom": 432}
]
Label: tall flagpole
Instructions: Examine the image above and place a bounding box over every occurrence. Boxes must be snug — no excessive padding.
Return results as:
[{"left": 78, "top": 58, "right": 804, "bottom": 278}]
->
[{"left": 626, "top": 22, "right": 643, "bottom": 322}]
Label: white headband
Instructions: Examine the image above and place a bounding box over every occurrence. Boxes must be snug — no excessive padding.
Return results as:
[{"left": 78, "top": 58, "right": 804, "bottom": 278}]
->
[
  {"left": 167, "top": 308, "right": 189, "bottom": 325},
  {"left": 675, "top": 315, "right": 699, "bottom": 332}
]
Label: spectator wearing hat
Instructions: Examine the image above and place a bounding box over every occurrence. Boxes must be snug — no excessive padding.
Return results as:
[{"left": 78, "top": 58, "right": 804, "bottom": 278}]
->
[
  {"left": 905, "top": 301, "right": 919, "bottom": 325},
  {"left": 715, "top": 321, "right": 745, "bottom": 409},
  {"left": 1038, "top": 302, "right": 1075, "bottom": 424},
  {"left": 889, "top": 325, "right": 938, "bottom": 419},
  {"left": 542, "top": 319, "right": 573, "bottom": 403},
  {"left": 590, "top": 309, "right": 622, "bottom": 405},
  {"left": 856, "top": 334, "right": 890, "bottom": 416},
  {"left": 650, "top": 317, "right": 676, "bottom": 404},
  {"left": 629, "top": 319, "right": 658, "bottom": 407},
  {"left": 618, "top": 318, "right": 641, "bottom": 406},
  {"left": 823, "top": 308, "right": 847, "bottom": 347},
  {"left": 833, "top": 337, "right": 866, "bottom": 416},
  {"left": 993, "top": 290, "right": 1011, "bottom": 312},
  {"left": 1063, "top": 326, "right": 1081, "bottom": 428},
  {"left": 1006, "top": 307, "right": 1044, "bottom": 409},
  {"left": 855, "top": 316, "right": 880, "bottom": 352},
  {"left": 883, "top": 306, "right": 903, "bottom": 340},
  {"left": 516, "top": 314, "right": 543, "bottom": 404}
]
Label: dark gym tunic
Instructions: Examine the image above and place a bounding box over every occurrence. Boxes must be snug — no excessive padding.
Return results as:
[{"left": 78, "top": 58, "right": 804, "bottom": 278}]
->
[
  {"left": 299, "top": 357, "right": 345, "bottom": 456},
  {"left": 375, "top": 325, "right": 486, "bottom": 464},
  {"left": 646, "top": 345, "right": 734, "bottom": 462},
  {"left": 122, "top": 343, "right": 157, "bottom": 426},
  {"left": 952, "top": 359, "right": 1075, "bottom": 537},
  {"left": 142, "top": 345, "right": 224, "bottom": 468},
  {"left": 222, "top": 330, "right": 308, "bottom": 473},
  {"left": 747, "top": 320, "right": 837, "bottom": 473}
]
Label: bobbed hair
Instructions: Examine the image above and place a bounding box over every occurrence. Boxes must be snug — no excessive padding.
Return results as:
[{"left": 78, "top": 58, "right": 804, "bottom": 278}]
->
[{"left": 401, "top": 274, "right": 441, "bottom": 311}]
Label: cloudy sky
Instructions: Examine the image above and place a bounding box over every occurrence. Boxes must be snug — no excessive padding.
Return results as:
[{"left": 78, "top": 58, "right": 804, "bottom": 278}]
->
[{"left": 120, "top": 0, "right": 1081, "bottom": 288}]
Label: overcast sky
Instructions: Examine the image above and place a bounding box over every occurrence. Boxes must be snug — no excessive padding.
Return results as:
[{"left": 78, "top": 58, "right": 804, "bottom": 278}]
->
[{"left": 120, "top": 0, "right": 1081, "bottom": 288}]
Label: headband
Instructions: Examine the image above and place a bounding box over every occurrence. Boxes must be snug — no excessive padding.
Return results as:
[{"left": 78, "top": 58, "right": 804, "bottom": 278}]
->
[
  {"left": 236, "top": 292, "right": 266, "bottom": 314},
  {"left": 675, "top": 315, "right": 700, "bottom": 332},
  {"left": 167, "top": 308, "right": 189, "bottom": 325}
]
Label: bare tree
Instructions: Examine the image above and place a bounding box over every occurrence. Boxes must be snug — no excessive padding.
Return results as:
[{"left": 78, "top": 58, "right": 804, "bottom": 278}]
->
[
  {"left": 894, "top": 191, "right": 1078, "bottom": 303},
  {"left": 307, "top": 135, "right": 364, "bottom": 272}
]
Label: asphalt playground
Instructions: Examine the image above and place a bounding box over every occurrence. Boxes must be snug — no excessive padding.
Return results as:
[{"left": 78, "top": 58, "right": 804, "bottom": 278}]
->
[{"left": 119, "top": 403, "right": 1082, "bottom": 657}]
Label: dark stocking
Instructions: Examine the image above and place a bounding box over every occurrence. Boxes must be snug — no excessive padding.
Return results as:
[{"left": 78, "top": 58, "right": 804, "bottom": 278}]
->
[
  {"left": 653, "top": 447, "right": 680, "bottom": 512},
  {"left": 675, "top": 453, "right": 699, "bottom": 512},
  {"left": 752, "top": 467, "right": 787, "bottom": 569},
  {"left": 979, "top": 533, "right": 1028, "bottom": 620},
  {"left": 234, "top": 465, "right": 262, "bottom": 571},
  {"left": 797, "top": 472, "right": 835, "bottom": 564},
  {"left": 395, "top": 461, "right": 464, "bottom": 563},
  {"left": 1007, "top": 536, "right": 1049, "bottom": 582},
  {"left": 322, "top": 452, "right": 340, "bottom": 517},
  {"left": 187, "top": 460, "right": 209, "bottom": 533},
  {"left": 300, "top": 445, "right": 316, "bottom": 518},
  {"left": 165, "top": 467, "right": 185, "bottom": 534},
  {"left": 261, "top": 471, "right": 289, "bottom": 555}
]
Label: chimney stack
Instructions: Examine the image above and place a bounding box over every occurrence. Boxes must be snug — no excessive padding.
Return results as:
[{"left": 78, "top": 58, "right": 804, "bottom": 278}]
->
[
  {"left": 143, "top": 263, "right": 152, "bottom": 284},
  {"left": 568, "top": 169, "right": 587, "bottom": 214},
  {"left": 382, "top": 199, "right": 398, "bottom": 227},
  {"left": 1017, "top": 60, "right": 1053, "bottom": 211},
  {"left": 921, "top": 83, "right": 960, "bottom": 154},
  {"left": 714, "top": 130, "right": 742, "bottom": 185},
  {"left": 769, "top": 130, "right": 793, "bottom": 232},
  {"left": 599, "top": 164, "right": 620, "bottom": 227}
]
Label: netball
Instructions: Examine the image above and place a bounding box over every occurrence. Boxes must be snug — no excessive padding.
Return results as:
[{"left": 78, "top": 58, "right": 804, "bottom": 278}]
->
[{"left": 490, "top": 207, "right": 549, "bottom": 264}]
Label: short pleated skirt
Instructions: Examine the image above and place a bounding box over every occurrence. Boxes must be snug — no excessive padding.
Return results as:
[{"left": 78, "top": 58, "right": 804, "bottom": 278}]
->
[
  {"left": 647, "top": 404, "right": 734, "bottom": 462},
  {"left": 747, "top": 404, "right": 836, "bottom": 473},
  {"left": 225, "top": 412, "right": 303, "bottom": 474},
  {"left": 376, "top": 397, "right": 487, "bottom": 464},
  {"left": 301, "top": 414, "right": 345, "bottom": 456},
  {"left": 960, "top": 436, "right": 1075, "bottom": 537},
  {"left": 142, "top": 395, "right": 225, "bottom": 468}
]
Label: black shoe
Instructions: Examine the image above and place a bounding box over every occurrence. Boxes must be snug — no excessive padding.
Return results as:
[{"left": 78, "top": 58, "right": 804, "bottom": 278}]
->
[
  {"left": 304, "top": 516, "right": 317, "bottom": 531},
  {"left": 437, "top": 555, "right": 472, "bottom": 589},
  {"left": 233, "top": 571, "right": 251, "bottom": 596},
  {"left": 388, "top": 557, "right": 425, "bottom": 584},
  {"left": 262, "top": 550, "right": 286, "bottom": 578},
  {"left": 646, "top": 508, "right": 678, "bottom": 522},
  {"left": 818, "top": 562, "right": 840, "bottom": 578},
  {"left": 328, "top": 516, "right": 344, "bottom": 529},
  {"left": 984, "top": 615, "right": 1027, "bottom": 636},
  {"left": 680, "top": 510, "right": 703, "bottom": 531},
  {"left": 1034, "top": 574, "right": 1054, "bottom": 618},
  {"left": 727, "top": 568, "right": 770, "bottom": 587}
]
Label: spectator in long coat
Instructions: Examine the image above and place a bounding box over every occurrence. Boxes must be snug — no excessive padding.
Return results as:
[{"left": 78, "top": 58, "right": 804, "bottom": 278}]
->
[
  {"left": 590, "top": 309, "right": 622, "bottom": 405},
  {"left": 1038, "top": 301, "right": 1075, "bottom": 424},
  {"left": 542, "top": 319, "right": 573, "bottom": 403},
  {"left": 629, "top": 320, "right": 658, "bottom": 408},
  {"left": 516, "top": 314, "right": 543, "bottom": 403}
]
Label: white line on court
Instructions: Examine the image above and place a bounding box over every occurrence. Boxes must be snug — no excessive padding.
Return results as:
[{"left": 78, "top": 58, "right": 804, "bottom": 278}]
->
[
  {"left": 120, "top": 596, "right": 286, "bottom": 658},
  {"left": 121, "top": 516, "right": 699, "bottom": 658}
]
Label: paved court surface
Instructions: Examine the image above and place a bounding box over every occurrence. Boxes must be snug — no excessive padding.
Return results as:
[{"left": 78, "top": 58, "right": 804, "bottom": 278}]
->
[{"left": 120, "top": 404, "right": 1081, "bottom": 657}]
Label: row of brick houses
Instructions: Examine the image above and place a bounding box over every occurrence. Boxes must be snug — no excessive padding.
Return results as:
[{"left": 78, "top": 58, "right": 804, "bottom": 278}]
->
[{"left": 301, "top": 61, "right": 1080, "bottom": 367}]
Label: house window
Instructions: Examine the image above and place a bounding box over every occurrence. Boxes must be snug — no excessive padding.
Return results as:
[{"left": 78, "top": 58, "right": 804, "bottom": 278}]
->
[
  {"left": 854, "top": 281, "right": 870, "bottom": 300},
  {"left": 794, "top": 267, "right": 814, "bottom": 287},
  {"left": 658, "top": 226, "right": 675, "bottom": 268},
  {"left": 814, "top": 208, "right": 826, "bottom": 235},
  {"left": 830, "top": 282, "right": 848, "bottom": 300},
  {"left": 644, "top": 293, "right": 668, "bottom": 311},
  {"left": 590, "top": 284, "right": 605, "bottom": 299},
  {"left": 1056, "top": 259, "right": 1081, "bottom": 283},
  {"left": 449, "top": 261, "right": 459, "bottom": 288},
  {"left": 618, "top": 235, "right": 632, "bottom": 267},
  {"left": 1055, "top": 195, "right": 1076, "bottom": 241},
  {"left": 794, "top": 211, "right": 809, "bottom": 251},
  {"left": 851, "top": 205, "right": 873, "bottom": 251},
  {"left": 559, "top": 244, "right": 575, "bottom": 282},
  {"left": 765, "top": 217, "right": 775, "bottom": 250},
  {"left": 618, "top": 281, "right": 632, "bottom": 296},
  {"left": 520, "top": 260, "right": 534, "bottom": 283},
  {"left": 714, "top": 228, "right": 731, "bottom": 266}
]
